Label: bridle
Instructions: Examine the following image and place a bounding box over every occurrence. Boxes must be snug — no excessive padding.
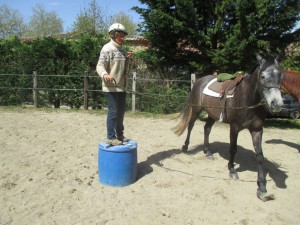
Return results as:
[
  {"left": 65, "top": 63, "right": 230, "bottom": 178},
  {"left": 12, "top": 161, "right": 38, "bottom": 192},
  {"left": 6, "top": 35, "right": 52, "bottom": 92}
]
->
[{"left": 257, "top": 65, "right": 283, "bottom": 91}]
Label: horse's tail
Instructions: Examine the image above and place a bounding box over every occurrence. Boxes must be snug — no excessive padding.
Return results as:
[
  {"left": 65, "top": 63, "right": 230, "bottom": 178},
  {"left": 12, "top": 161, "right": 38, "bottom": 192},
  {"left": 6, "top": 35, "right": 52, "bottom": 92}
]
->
[{"left": 173, "top": 96, "right": 193, "bottom": 136}]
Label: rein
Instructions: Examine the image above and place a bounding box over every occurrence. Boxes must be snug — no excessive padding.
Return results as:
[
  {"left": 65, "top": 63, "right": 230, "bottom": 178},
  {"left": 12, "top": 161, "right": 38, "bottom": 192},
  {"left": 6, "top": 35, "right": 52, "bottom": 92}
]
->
[
  {"left": 108, "top": 77, "right": 266, "bottom": 110},
  {"left": 187, "top": 101, "right": 265, "bottom": 110}
]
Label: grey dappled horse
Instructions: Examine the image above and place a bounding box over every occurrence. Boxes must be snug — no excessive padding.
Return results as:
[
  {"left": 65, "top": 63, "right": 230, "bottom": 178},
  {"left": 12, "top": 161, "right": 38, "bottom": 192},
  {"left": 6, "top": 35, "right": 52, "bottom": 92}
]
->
[{"left": 174, "top": 55, "right": 284, "bottom": 201}]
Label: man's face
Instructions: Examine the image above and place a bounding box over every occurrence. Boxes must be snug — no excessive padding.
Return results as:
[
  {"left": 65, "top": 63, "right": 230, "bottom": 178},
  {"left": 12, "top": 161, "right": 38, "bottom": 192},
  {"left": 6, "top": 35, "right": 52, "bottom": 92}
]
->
[{"left": 115, "top": 32, "right": 126, "bottom": 45}]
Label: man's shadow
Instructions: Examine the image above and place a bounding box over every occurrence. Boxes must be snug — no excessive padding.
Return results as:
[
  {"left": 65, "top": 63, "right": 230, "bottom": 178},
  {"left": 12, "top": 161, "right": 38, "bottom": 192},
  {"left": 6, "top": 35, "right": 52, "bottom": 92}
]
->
[
  {"left": 138, "top": 142, "right": 288, "bottom": 189},
  {"left": 265, "top": 139, "right": 300, "bottom": 152}
]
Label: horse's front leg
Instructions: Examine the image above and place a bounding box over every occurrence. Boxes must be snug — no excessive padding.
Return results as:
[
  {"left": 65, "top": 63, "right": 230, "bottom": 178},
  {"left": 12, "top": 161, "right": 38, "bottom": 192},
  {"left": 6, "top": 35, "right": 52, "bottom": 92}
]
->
[
  {"left": 250, "top": 130, "right": 274, "bottom": 201},
  {"left": 203, "top": 117, "right": 215, "bottom": 160},
  {"left": 228, "top": 125, "right": 239, "bottom": 180}
]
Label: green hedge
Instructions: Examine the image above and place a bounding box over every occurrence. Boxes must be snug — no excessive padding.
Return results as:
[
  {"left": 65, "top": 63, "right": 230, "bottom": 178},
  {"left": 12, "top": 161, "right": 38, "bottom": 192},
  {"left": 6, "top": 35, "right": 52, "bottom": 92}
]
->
[
  {"left": 0, "top": 35, "right": 190, "bottom": 113},
  {"left": 1, "top": 35, "right": 298, "bottom": 114},
  {"left": 133, "top": 80, "right": 189, "bottom": 114},
  {"left": 0, "top": 34, "right": 106, "bottom": 108}
]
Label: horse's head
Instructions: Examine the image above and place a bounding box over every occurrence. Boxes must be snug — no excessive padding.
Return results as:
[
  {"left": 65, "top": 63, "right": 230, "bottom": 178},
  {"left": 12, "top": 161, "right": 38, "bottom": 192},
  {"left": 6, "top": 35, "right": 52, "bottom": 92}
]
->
[{"left": 256, "top": 54, "right": 284, "bottom": 113}]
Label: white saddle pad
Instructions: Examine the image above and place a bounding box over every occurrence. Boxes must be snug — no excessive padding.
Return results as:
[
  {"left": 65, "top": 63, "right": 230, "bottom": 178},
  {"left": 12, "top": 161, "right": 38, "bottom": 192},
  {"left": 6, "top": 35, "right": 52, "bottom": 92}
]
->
[{"left": 203, "top": 78, "right": 234, "bottom": 98}]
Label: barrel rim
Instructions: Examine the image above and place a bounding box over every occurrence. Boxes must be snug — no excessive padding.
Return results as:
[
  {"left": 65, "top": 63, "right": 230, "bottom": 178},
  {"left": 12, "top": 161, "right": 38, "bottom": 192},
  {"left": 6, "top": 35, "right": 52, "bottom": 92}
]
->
[{"left": 98, "top": 140, "right": 137, "bottom": 153}]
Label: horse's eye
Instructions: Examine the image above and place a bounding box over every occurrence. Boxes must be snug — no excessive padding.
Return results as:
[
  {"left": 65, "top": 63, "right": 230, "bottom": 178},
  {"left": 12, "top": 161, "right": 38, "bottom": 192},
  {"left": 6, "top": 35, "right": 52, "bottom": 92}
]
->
[
  {"left": 261, "top": 71, "right": 269, "bottom": 80},
  {"left": 273, "top": 69, "right": 280, "bottom": 75}
]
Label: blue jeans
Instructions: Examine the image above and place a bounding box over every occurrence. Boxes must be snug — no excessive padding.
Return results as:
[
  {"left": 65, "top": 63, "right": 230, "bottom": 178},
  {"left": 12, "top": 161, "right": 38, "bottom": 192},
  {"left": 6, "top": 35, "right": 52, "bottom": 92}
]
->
[{"left": 105, "top": 92, "right": 126, "bottom": 139}]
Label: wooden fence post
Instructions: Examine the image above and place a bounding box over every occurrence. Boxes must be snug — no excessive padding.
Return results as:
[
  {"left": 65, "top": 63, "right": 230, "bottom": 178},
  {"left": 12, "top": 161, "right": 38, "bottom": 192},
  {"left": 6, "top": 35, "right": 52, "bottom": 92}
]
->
[
  {"left": 33, "top": 71, "right": 39, "bottom": 108},
  {"left": 191, "top": 73, "right": 196, "bottom": 90},
  {"left": 84, "top": 71, "right": 88, "bottom": 110},
  {"left": 132, "top": 72, "right": 136, "bottom": 112}
]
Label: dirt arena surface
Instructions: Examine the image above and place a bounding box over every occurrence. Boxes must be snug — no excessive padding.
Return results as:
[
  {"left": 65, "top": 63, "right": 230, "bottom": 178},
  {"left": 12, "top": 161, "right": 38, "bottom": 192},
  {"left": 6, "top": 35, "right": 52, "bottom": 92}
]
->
[{"left": 0, "top": 108, "right": 299, "bottom": 225}]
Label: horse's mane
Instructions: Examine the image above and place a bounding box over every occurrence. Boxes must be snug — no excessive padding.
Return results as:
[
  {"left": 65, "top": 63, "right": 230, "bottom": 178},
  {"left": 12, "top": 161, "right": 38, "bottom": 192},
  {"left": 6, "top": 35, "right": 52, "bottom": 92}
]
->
[
  {"left": 248, "top": 64, "right": 259, "bottom": 74},
  {"left": 282, "top": 70, "right": 300, "bottom": 102},
  {"left": 245, "top": 56, "right": 277, "bottom": 80}
]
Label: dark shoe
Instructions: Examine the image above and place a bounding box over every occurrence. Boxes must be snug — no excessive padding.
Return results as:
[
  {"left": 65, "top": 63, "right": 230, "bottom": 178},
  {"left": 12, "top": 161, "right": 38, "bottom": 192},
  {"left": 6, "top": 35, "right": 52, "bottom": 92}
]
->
[
  {"left": 117, "top": 136, "right": 130, "bottom": 142},
  {"left": 106, "top": 139, "right": 122, "bottom": 146}
]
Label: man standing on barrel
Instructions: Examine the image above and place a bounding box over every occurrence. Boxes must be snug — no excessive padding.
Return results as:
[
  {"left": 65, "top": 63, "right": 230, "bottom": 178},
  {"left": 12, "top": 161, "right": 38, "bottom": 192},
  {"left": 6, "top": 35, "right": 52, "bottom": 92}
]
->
[{"left": 96, "top": 23, "right": 133, "bottom": 145}]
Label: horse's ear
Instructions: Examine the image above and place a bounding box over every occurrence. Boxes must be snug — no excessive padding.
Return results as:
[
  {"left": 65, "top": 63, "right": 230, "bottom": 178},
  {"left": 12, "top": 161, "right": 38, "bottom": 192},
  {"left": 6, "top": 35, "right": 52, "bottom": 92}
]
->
[{"left": 256, "top": 54, "right": 265, "bottom": 64}]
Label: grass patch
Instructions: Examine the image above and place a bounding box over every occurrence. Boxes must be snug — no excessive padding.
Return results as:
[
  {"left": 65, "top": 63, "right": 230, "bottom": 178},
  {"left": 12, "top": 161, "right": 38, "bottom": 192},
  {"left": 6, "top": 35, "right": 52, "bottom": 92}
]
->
[{"left": 265, "top": 118, "right": 300, "bottom": 129}]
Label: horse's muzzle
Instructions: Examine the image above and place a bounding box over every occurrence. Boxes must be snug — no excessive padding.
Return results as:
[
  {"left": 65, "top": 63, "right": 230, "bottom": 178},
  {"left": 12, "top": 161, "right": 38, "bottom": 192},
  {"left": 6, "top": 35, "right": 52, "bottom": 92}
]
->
[
  {"left": 270, "top": 102, "right": 282, "bottom": 113},
  {"left": 265, "top": 88, "right": 283, "bottom": 113}
]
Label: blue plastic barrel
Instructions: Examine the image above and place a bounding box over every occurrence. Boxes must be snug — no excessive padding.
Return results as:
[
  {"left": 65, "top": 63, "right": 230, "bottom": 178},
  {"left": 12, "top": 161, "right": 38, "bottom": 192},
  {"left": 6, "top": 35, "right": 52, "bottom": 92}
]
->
[{"left": 98, "top": 140, "right": 137, "bottom": 187}]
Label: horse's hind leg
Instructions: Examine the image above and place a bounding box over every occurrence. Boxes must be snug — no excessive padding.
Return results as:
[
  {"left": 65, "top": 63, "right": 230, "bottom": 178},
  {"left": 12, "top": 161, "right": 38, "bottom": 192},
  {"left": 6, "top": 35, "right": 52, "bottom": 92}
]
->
[
  {"left": 182, "top": 118, "right": 196, "bottom": 152},
  {"left": 182, "top": 109, "right": 201, "bottom": 152},
  {"left": 203, "top": 117, "right": 215, "bottom": 160}
]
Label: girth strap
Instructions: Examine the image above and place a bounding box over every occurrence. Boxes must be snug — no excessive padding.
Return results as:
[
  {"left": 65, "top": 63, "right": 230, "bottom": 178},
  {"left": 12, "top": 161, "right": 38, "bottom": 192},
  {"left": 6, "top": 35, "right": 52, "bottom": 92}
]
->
[{"left": 219, "top": 74, "right": 247, "bottom": 121}]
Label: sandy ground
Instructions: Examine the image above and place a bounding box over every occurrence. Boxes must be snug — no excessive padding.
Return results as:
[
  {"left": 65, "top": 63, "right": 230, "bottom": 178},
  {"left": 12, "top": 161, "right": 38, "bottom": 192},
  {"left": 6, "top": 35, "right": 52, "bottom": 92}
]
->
[{"left": 0, "top": 108, "right": 300, "bottom": 225}]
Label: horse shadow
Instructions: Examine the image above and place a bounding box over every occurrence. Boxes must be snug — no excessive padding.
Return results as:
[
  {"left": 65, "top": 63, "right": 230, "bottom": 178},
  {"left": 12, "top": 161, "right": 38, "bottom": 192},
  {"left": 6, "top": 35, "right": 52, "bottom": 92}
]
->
[
  {"left": 265, "top": 139, "right": 300, "bottom": 153},
  {"left": 137, "top": 142, "right": 288, "bottom": 189},
  {"left": 209, "top": 141, "right": 288, "bottom": 189}
]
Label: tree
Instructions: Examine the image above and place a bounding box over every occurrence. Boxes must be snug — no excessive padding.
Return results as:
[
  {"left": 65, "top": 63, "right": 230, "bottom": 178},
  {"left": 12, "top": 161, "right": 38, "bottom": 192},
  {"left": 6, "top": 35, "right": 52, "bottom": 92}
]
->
[
  {"left": 133, "top": 0, "right": 300, "bottom": 74},
  {"left": 25, "top": 4, "right": 63, "bottom": 37},
  {"left": 71, "top": 0, "right": 108, "bottom": 34},
  {"left": 0, "top": 4, "right": 25, "bottom": 39},
  {"left": 109, "top": 11, "right": 138, "bottom": 36}
]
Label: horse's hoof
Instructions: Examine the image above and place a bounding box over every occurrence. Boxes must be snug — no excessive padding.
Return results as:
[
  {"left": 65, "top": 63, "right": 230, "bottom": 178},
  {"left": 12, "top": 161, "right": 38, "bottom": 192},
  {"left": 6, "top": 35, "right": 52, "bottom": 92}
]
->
[
  {"left": 229, "top": 172, "right": 239, "bottom": 180},
  {"left": 257, "top": 189, "right": 275, "bottom": 202},
  {"left": 229, "top": 168, "right": 239, "bottom": 180},
  {"left": 182, "top": 145, "right": 188, "bottom": 153},
  {"left": 206, "top": 154, "right": 215, "bottom": 160}
]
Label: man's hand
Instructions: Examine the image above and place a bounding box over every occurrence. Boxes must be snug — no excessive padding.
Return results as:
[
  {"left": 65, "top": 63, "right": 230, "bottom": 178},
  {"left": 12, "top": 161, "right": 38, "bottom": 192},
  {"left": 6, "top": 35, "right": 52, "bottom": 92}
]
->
[{"left": 103, "top": 74, "right": 114, "bottom": 82}]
